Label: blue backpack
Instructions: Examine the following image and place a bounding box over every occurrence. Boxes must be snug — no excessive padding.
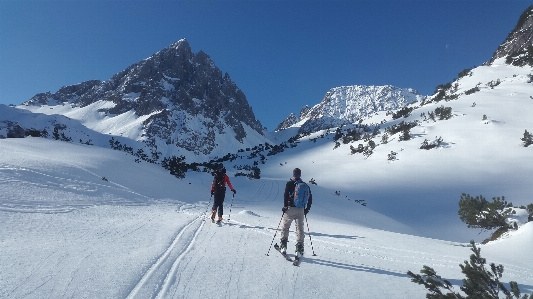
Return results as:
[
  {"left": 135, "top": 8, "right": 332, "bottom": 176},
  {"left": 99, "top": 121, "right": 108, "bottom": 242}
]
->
[{"left": 293, "top": 180, "right": 310, "bottom": 208}]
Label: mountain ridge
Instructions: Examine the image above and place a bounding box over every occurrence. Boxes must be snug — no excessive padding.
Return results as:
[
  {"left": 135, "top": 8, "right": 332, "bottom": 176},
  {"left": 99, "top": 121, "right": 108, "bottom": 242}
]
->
[
  {"left": 275, "top": 85, "right": 423, "bottom": 133},
  {"left": 17, "top": 39, "right": 266, "bottom": 159}
]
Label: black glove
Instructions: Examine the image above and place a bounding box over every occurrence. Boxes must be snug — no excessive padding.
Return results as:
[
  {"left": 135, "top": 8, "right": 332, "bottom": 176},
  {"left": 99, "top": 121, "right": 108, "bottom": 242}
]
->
[
  {"left": 304, "top": 208, "right": 309, "bottom": 215},
  {"left": 282, "top": 207, "right": 288, "bottom": 213},
  {"left": 211, "top": 191, "right": 214, "bottom": 196},
  {"left": 232, "top": 189, "right": 236, "bottom": 195}
]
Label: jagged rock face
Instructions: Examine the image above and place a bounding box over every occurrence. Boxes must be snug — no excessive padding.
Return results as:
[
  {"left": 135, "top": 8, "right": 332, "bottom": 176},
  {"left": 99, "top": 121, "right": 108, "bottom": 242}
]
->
[
  {"left": 489, "top": 4, "right": 533, "bottom": 66},
  {"left": 23, "top": 39, "right": 263, "bottom": 155},
  {"left": 274, "top": 105, "right": 311, "bottom": 131},
  {"left": 299, "top": 106, "right": 311, "bottom": 119},
  {"left": 274, "top": 113, "right": 298, "bottom": 132},
  {"left": 25, "top": 80, "right": 102, "bottom": 106},
  {"left": 276, "top": 85, "right": 422, "bottom": 133}
]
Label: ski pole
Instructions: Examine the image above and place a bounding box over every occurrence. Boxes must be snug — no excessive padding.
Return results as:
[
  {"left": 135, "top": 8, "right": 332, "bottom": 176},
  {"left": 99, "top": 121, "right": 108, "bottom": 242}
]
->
[
  {"left": 227, "top": 193, "right": 235, "bottom": 222},
  {"left": 203, "top": 194, "right": 213, "bottom": 221},
  {"left": 266, "top": 213, "right": 285, "bottom": 256},
  {"left": 304, "top": 214, "right": 317, "bottom": 256}
]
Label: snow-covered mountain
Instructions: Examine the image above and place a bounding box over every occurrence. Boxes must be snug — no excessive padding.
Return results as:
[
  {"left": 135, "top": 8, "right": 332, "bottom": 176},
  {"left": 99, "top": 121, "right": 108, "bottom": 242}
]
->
[
  {"left": 2, "top": 4, "right": 533, "bottom": 299},
  {"left": 15, "top": 39, "right": 266, "bottom": 160},
  {"left": 2, "top": 99, "right": 532, "bottom": 298},
  {"left": 7, "top": 39, "right": 425, "bottom": 160},
  {"left": 275, "top": 85, "right": 423, "bottom": 133}
]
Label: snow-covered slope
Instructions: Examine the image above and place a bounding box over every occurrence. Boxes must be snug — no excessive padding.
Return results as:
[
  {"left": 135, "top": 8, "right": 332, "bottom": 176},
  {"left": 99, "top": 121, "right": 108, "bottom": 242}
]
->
[
  {"left": 1, "top": 137, "right": 531, "bottom": 298},
  {"left": 2, "top": 60, "right": 533, "bottom": 298},
  {"left": 11, "top": 100, "right": 268, "bottom": 162},
  {"left": 251, "top": 58, "right": 532, "bottom": 243},
  {"left": 3, "top": 56, "right": 533, "bottom": 242}
]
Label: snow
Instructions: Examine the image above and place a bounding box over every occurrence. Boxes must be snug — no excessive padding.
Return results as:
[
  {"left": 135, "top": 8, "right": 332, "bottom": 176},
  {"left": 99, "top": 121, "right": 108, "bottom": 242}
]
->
[
  {"left": 1, "top": 59, "right": 533, "bottom": 298},
  {"left": 1, "top": 137, "right": 532, "bottom": 298},
  {"left": 19, "top": 100, "right": 155, "bottom": 140}
]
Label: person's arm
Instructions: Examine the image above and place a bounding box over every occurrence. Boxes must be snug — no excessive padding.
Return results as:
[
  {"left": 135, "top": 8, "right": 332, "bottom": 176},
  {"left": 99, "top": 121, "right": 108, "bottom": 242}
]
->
[
  {"left": 225, "top": 175, "right": 235, "bottom": 193},
  {"left": 306, "top": 191, "right": 312, "bottom": 210}
]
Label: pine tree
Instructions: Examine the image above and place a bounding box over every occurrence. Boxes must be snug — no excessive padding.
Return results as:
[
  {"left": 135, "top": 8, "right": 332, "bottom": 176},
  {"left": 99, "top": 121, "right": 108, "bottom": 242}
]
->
[
  {"left": 420, "top": 139, "right": 431, "bottom": 150},
  {"left": 53, "top": 127, "right": 60, "bottom": 140},
  {"left": 521, "top": 129, "right": 533, "bottom": 147},
  {"left": 408, "top": 240, "right": 531, "bottom": 299},
  {"left": 399, "top": 127, "right": 411, "bottom": 141},
  {"left": 459, "top": 242, "right": 508, "bottom": 297},
  {"left": 349, "top": 145, "right": 357, "bottom": 155},
  {"left": 457, "top": 193, "right": 512, "bottom": 231},
  {"left": 161, "top": 155, "right": 188, "bottom": 178},
  {"left": 381, "top": 133, "right": 389, "bottom": 144}
]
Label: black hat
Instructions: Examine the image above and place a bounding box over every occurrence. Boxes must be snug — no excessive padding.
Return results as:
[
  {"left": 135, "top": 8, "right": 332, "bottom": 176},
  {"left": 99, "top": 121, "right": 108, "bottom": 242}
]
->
[{"left": 293, "top": 168, "right": 301, "bottom": 177}]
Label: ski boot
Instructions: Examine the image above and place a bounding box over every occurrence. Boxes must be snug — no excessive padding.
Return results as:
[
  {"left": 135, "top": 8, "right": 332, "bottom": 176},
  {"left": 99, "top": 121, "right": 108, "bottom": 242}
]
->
[
  {"left": 295, "top": 242, "right": 304, "bottom": 259},
  {"left": 280, "top": 238, "right": 288, "bottom": 254},
  {"left": 216, "top": 216, "right": 223, "bottom": 224},
  {"left": 211, "top": 210, "right": 216, "bottom": 222}
]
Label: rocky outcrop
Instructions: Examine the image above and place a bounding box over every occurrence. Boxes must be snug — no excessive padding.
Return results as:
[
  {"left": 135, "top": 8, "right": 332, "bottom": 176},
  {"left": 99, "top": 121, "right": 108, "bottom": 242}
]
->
[{"left": 489, "top": 4, "right": 533, "bottom": 66}]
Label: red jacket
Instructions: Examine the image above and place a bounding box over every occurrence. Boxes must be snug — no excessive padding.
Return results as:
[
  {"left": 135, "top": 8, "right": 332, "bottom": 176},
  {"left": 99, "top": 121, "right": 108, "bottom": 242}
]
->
[{"left": 211, "top": 174, "right": 234, "bottom": 193}]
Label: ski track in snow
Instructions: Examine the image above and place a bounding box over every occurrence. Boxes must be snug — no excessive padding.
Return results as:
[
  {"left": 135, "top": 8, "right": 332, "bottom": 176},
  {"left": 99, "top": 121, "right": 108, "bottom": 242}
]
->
[
  {"left": 0, "top": 162, "right": 154, "bottom": 212},
  {"left": 3, "top": 168, "right": 530, "bottom": 298},
  {"left": 230, "top": 179, "right": 280, "bottom": 206},
  {"left": 126, "top": 215, "right": 204, "bottom": 299}
]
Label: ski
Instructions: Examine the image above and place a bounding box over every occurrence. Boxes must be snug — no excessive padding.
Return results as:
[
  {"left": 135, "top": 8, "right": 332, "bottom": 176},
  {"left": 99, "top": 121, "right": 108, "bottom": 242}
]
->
[
  {"left": 293, "top": 248, "right": 304, "bottom": 266},
  {"left": 293, "top": 256, "right": 301, "bottom": 266},
  {"left": 274, "top": 243, "right": 293, "bottom": 262}
]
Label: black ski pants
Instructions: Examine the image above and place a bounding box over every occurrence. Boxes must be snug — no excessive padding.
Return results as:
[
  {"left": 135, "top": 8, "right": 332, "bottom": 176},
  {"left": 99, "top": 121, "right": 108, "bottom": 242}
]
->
[{"left": 212, "top": 191, "right": 226, "bottom": 218}]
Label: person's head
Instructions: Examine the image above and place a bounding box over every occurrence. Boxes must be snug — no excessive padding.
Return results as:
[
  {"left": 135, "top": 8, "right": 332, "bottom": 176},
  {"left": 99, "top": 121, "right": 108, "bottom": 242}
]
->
[
  {"left": 219, "top": 167, "right": 226, "bottom": 174},
  {"left": 292, "top": 168, "right": 301, "bottom": 179}
]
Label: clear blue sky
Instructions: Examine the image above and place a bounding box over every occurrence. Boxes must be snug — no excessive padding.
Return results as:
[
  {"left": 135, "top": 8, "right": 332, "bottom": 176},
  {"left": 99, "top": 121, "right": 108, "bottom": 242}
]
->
[{"left": 1, "top": 1, "right": 531, "bottom": 130}]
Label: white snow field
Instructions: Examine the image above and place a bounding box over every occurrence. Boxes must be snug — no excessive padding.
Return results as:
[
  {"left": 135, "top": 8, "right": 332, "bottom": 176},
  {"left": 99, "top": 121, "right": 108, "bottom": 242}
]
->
[
  {"left": 1, "top": 59, "right": 533, "bottom": 298},
  {"left": 1, "top": 137, "right": 531, "bottom": 298}
]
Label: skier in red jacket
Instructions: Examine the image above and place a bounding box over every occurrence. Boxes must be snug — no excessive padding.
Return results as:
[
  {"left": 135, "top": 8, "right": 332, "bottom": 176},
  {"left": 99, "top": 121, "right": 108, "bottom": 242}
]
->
[{"left": 210, "top": 167, "right": 236, "bottom": 223}]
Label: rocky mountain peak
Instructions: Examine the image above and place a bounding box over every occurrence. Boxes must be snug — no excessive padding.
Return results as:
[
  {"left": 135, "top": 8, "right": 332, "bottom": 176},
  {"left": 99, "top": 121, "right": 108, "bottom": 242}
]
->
[
  {"left": 274, "top": 113, "right": 299, "bottom": 132},
  {"left": 21, "top": 39, "right": 264, "bottom": 157},
  {"left": 489, "top": 4, "right": 533, "bottom": 66}
]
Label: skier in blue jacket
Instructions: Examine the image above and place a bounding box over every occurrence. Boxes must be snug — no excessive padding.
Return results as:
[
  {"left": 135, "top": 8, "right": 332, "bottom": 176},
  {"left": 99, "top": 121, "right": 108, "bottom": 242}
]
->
[{"left": 279, "top": 168, "right": 312, "bottom": 257}]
